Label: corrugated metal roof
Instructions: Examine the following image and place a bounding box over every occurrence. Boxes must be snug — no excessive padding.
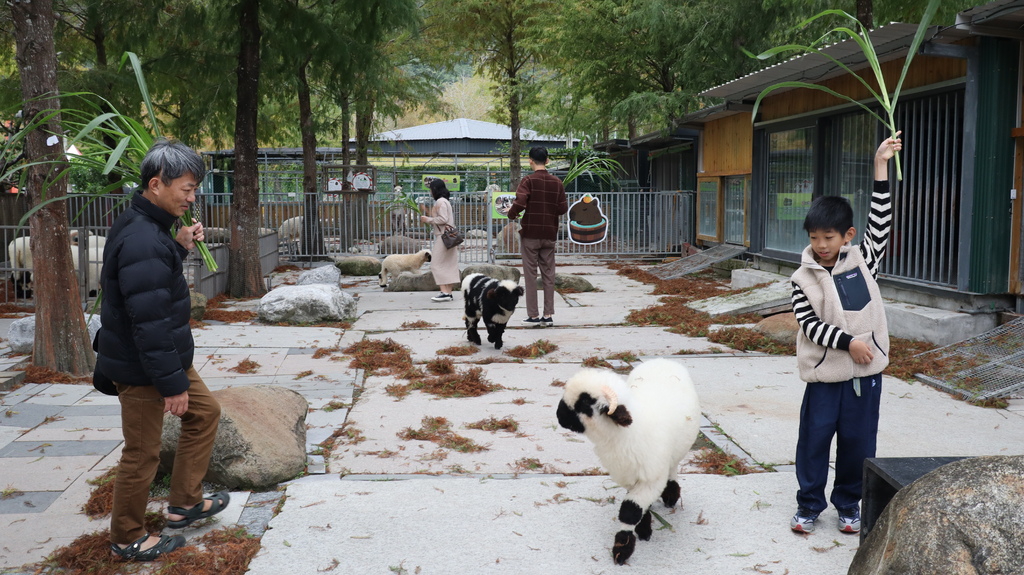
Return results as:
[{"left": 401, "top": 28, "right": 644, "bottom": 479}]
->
[
  {"left": 700, "top": 22, "right": 931, "bottom": 101},
  {"left": 954, "top": 0, "right": 1024, "bottom": 40},
  {"left": 373, "top": 118, "right": 564, "bottom": 143}
]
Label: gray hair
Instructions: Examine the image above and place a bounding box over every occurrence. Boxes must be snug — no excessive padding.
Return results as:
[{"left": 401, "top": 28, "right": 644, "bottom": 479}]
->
[{"left": 140, "top": 139, "right": 206, "bottom": 188}]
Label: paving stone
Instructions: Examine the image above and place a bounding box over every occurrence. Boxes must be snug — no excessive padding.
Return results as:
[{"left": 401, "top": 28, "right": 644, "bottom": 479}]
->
[
  {"left": 0, "top": 455, "right": 101, "bottom": 491},
  {"left": 0, "top": 440, "right": 121, "bottom": 458},
  {"left": 42, "top": 415, "right": 122, "bottom": 430},
  {"left": 22, "top": 385, "right": 93, "bottom": 406},
  {"left": 0, "top": 426, "right": 23, "bottom": 451},
  {"left": 56, "top": 404, "right": 122, "bottom": 417},
  {"left": 0, "top": 384, "right": 51, "bottom": 406},
  {"left": 237, "top": 490, "right": 284, "bottom": 537},
  {"left": 0, "top": 491, "right": 61, "bottom": 514},
  {"left": 0, "top": 403, "right": 64, "bottom": 428}
]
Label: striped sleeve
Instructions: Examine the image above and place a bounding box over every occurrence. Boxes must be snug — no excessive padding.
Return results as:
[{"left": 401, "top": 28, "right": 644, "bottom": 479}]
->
[
  {"left": 791, "top": 281, "right": 854, "bottom": 351},
  {"left": 859, "top": 180, "right": 891, "bottom": 278}
]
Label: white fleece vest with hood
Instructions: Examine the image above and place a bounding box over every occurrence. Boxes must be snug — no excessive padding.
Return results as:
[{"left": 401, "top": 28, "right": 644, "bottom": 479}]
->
[{"left": 791, "top": 244, "right": 889, "bottom": 383}]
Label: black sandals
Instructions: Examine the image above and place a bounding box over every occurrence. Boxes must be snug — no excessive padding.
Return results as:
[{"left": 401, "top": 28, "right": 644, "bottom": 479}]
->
[
  {"left": 110, "top": 533, "right": 186, "bottom": 561},
  {"left": 166, "top": 490, "right": 231, "bottom": 529}
]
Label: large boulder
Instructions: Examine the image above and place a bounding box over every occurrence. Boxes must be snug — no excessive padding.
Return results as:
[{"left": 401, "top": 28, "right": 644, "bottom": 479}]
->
[
  {"left": 385, "top": 271, "right": 441, "bottom": 292},
  {"left": 8, "top": 314, "right": 101, "bottom": 354},
  {"left": 297, "top": 264, "right": 341, "bottom": 286},
  {"left": 536, "top": 273, "right": 595, "bottom": 292},
  {"left": 257, "top": 284, "right": 357, "bottom": 323},
  {"left": 190, "top": 291, "right": 207, "bottom": 321},
  {"left": 335, "top": 256, "right": 381, "bottom": 276},
  {"left": 461, "top": 264, "right": 521, "bottom": 283},
  {"left": 379, "top": 235, "right": 423, "bottom": 255},
  {"left": 753, "top": 312, "right": 799, "bottom": 344},
  {"left": 159, "top": 385, "right": 308, "bottom": 489},
  {"left": 849, "top": 456, "right": 1024, "bottom": 575}
]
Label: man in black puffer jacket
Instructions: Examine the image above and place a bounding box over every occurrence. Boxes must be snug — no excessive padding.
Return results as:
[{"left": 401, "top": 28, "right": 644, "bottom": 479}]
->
[{"left": 98, "top": 140, "right": 229, "bottom": 562}]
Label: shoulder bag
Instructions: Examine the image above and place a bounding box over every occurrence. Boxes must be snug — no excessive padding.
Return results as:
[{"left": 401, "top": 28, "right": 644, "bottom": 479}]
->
[{"left": 441, "top": 225, "right": 464, "bottom": 249}]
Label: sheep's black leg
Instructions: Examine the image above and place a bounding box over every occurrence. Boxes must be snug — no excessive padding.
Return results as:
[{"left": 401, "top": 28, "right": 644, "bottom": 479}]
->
[
  {"left": 636, "top": 510, "right": 653, "bottom": 541},
  {"left": 661, "top": 479, "right": 681, "bottom": 508},
  {"left": 465, "top": 316, "right": 482, "bottom": 345},
  {"left": 486, "top": 323, "right": 505, "bottom": 349},
  {"left": 613, "top": 499, "right": 644, "bottom": 565}
]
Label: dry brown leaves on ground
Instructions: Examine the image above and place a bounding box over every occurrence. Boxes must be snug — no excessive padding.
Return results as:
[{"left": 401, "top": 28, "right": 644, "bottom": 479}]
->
[
  {"left": 203, "top": 309, "right": 258, "bottom": 323},
  {"left": 20, "top": 365, "right": 91, "bottom": 384},
  {"left": 0, "top": 302, "right": 33, "bottom": 317},
  {"left": 691, "top": 448, "right": 761, "bottom": 476},
  {"left": 397, "top": 416, "right": 487, "bottom": 453},
  {"left": 436, "top": 344, "right": 478, "bottom": 356},
  {"left": 42, "top": 526, "right": 259, "bottom": 575},
  {"left": 83, "top": 467, "right": 117, "bottom": 518},
  {"left": 312, "top": 346, "right": 340, "bottom": 359},
  {"left": 386, "top": 366, "right": 504, "bottom": 400},
  {"left": 504, "top": 339, "right": 558, "bottom": 359},
  {"left": 401, "top": 320, "right": 437, "bottom": 329},
  {"left": 465, "top": 416, "right": 519, "bottom": 433},
  {"left": 272, "top": 264, "right": 302, "bottom": 273},
  {"left": 343, "top": 338, "right": 413, "bottom": 375},
  {"left": 227, "top": 359, "right": 261, "bottom": 374}
]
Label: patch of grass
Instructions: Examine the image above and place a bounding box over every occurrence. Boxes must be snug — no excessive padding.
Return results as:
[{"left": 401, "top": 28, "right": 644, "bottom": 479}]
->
[
  {"left": 227, "top": 359, "right": 261, "bottom": 374},
  {"left": 83, "top": 467, "right": 117, "bottom": 518},
  {"left": 691, "top": 448, "right": 761, "bottom": 476},
  {"left": 504, "top": 339, "right": 558, "bottom": 359},
  {"left": 465, "top": 416, "right": 519, "bottom": 433},
  {"left": 401, "top": 320, "right": 436, "bottom": 329},
  {"left": 1, "top": 484, "right": 22, "bottom": 499},
  {"left": 398, "top": 416, "right": 487, "bottom": 453},
  {"left": 437, "top": 344, "right": 478, "bottom": 356},
  {"left": 343, "top": 338, "right": 413, "bottom": 375}
]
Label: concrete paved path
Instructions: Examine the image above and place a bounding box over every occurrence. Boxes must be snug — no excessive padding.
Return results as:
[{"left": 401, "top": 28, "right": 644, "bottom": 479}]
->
[{"left": 0, "top": 262, "right": 1021, "bottom": 574}]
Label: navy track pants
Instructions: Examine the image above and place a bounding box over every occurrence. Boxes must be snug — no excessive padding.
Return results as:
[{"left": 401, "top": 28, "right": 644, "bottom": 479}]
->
[{"left": 795, "top": 374, "right": 882, "bottom": 513}]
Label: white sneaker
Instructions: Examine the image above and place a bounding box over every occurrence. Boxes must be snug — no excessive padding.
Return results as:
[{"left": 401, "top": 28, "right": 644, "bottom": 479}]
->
[
  {"left": 431, "top": 293, "right": 453, "bottom": 302},
  {"left": 837, "top": 506, "right": 861, "bottom": 534}
]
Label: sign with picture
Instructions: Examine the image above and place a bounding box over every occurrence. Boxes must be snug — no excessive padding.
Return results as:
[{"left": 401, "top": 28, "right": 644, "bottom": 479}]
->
[
  {"left": 491, "top": 190, "right": 517, "bottom": 219},
  {"left": 421, "top": 174, "right": 460, "bottom": 191},
  {"left": 567, "top": 194, "right": 608, "bottom": 244}
]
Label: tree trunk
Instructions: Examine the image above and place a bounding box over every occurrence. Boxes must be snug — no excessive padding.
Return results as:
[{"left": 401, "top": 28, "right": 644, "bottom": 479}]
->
[
  {"left": 354, "top": 96, "right": 374, "bottom": 166},
  {"left": 229, "top": 0, "right": 266, "bottom": 297},
  {"left": 11, "top": 0, "right": 94, "bottom": 374},
  {"left": 508, "top": 75, "right": 522, "bottom": 191},
  {"left": 856, "top": 0, "right": 873, "bottom": 29},
  {"left": 298, "top": 60, "right": 325, "bottom": 258},
  {"left": 340, "top": 92, "right": 351, "bottom": 167}
]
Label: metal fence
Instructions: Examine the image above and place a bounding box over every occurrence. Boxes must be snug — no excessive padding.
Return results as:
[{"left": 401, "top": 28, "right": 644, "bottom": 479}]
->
[{"left": 0, "top": 170, "right": 695, "bottom": 303}]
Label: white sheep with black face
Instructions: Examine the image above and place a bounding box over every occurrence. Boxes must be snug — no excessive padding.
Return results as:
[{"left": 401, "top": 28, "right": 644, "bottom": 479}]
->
[{"left": 556, "top": 358, "right": 701, "bottom": 565}]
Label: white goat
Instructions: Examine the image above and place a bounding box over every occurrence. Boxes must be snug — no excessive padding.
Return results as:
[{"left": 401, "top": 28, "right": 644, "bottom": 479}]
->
[
  {"left": 378, "top": 249, "right": 431, "bottom": 287},
  {"left": 9, "top": 233, "right": 106, "bottom": 297},
  {"left": 278, "top": 215, "right": 304, "bottom": 253},
  {"left": 556, "top": 358, "right": 701, "bottom": 565}
]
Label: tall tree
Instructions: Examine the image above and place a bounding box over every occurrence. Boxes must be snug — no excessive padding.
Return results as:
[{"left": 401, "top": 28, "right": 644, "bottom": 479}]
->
[
  {"left": 10, "top": 0, "right": 94, "bottom": 374},
  {"left": 229, "top": 0, "right": 265, "bottom": 297},
  {"left": 424, "top": 0, "right": 553, "bottom": 189}
]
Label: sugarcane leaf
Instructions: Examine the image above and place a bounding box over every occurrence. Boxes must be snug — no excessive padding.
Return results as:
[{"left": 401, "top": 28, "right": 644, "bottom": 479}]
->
[
  {"left": 102, "top": 137, "right": 132, "bottom": 175},
  {"left": 120, "top": 51, "right": 162, "bottom": 139},
  {"left": 751, "top": 81, "right": 886, "bottom": 126},
  {"left": 893, "top": 0, "right": 942, "bottom": 101}
]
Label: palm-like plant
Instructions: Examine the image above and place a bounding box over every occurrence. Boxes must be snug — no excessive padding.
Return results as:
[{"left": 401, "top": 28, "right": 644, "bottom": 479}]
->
[
  {"left": 746, "top": 0, "right": 941, "bottom": 180},
  {"left": 1, "top": 52, "right": 217, "bottom": 270}
]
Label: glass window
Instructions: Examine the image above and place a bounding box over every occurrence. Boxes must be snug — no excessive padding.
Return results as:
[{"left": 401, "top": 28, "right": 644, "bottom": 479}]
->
[
  {"left": 697, "top": 178, "right": 719, "bottom": 240},
  {"left": 723, "top": 175, "right": 749, "bottom": 245},
  {"left": 765, "top": 126, "right": 816, "bottom": 253},
  {"left": 825, "top": 112, "right": 876, "bottom": 244}
]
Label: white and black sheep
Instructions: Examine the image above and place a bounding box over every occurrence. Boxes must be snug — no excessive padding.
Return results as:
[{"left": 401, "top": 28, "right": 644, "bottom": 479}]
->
[
  {"left": 8, "top": 233, "right": 106, "bottom": 297},
  {"left": 462, "top": 272, "right": 524, "bottom": 350},
  {"left": 378, "top": 249, "right": 432, "bottom": 287},
  {"left": 556, "top": 358, "right": 701, "bottom": 565}
]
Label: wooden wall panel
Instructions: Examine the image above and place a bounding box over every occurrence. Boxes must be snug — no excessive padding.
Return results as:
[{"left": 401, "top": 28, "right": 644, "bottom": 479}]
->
[
  {"left": 702, "top": 112, "right": 753, "bottom": 176},
  {"left": 759, "top": 55, "right": 967, "bottom": 121}
]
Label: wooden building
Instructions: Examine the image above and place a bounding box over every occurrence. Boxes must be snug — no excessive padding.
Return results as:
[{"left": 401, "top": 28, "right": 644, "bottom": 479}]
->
[{"left": 685, "top": 0, "right": 1024, "bottom": 312}]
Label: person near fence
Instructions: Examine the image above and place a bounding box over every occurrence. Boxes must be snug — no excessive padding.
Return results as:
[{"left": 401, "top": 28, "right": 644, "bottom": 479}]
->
[
  {"left": 96, "top": 139, "right": 229, "bottom": 561},
  {"left": 788, "top": 133, "right": 902, "bottom": 536},
  {"left": 506, "top": 146, "right": 568, "bottom": 327},
  {"left": 420, "top": 178, "right": 460, "bottom": 302}
]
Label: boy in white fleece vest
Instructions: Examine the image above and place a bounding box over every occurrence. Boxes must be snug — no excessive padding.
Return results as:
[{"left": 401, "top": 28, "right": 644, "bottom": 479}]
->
[{"left": 788, "top": 133, "right": 903, "bottom": 535}]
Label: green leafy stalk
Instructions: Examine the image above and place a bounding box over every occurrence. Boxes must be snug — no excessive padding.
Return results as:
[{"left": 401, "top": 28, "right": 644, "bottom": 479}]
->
[
  {"left": 563, "top": 154, "right": 623, "bottom": 186},
  {"left": 746, "top": 1, "right": 941, "bottom": 180}
]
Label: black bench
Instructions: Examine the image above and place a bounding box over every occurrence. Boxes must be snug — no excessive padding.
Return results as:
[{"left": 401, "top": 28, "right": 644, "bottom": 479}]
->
[{"left": 861, "top": 456, "right": 968, "bottom": 541}]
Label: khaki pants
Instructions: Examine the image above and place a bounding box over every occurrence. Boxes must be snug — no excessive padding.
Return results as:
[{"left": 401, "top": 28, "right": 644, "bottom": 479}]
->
[
  {"left": 110, "top": 366, "right": 220, "bottom": 544},
  {"left": 521, "top": 237, "right": 557, "bottom": 318}
]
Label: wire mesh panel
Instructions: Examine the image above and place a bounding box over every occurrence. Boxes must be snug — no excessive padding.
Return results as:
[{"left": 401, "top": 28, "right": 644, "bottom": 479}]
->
[{"left": 914, "top": 316, "right": 1024, "bottom": 401}]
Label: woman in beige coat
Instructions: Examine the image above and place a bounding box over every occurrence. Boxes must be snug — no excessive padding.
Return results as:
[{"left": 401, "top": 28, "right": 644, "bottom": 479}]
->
[{"left": 420, "top": 179, "right": 460, "bottom": 302}]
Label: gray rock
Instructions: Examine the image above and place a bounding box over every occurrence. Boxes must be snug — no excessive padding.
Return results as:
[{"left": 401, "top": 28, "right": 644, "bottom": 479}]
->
[
  {"left": 8, "top": 314, "right": 101, "bottom": 354},
  {"left": 257, "top": 284, "right": 357, "bottom": 323},
  {"left": 534, "top": 273, "right": 594, "bottom": 292},
  {"left": 466, "top": 229, "right": 488, "bottom": 239},
  {"left": 160, "top": 385, "right": 308, "bottom": 489},
  {"left": 335, "top": 256, "right": 382, "bottom": 276},
  {"left": 297, "top": 264, "right": 341, "bottom": 286},
  {"left": 461, "top": 264, "right": 521, "bottom": 283},
  {"left": 849, "top": 455, "right": 1024, "bottom": 575},
  {"left": 190, "top": 291, "right": 207, "bottom": 321},
  {"left": 753, "top": 313, "right": 798, "bottom": 344},
  {"left": 379, "top": 235, "right": 424, "bottom": 255},
  {"left": 385, "top": 270, "right": 441, "bottom": 292}
]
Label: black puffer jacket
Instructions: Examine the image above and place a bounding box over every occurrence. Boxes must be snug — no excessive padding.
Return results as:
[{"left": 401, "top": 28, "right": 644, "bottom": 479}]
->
[{"left": 95, "top": 191, "right": 194, "bottom": 397}]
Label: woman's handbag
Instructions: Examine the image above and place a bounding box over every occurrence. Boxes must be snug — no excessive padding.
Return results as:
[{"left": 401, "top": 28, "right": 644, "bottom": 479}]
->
[{"left": 441, "top": 225, "right": 464, "bottom": 249}]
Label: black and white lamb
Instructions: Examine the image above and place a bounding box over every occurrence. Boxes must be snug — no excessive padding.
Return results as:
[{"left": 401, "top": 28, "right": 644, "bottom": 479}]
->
[
  {"left": 462, "top": 272, "right": 523, "bottom": 350},
  {"left": 378, "top": 249, "right": 432, "bottom": 287},
  {"left": 556, "top": 358, "right": 701, "bottom": 565}
]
